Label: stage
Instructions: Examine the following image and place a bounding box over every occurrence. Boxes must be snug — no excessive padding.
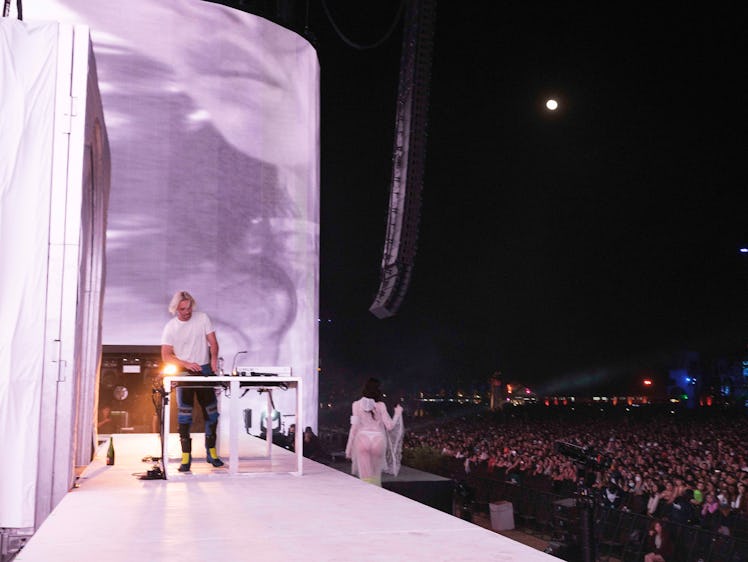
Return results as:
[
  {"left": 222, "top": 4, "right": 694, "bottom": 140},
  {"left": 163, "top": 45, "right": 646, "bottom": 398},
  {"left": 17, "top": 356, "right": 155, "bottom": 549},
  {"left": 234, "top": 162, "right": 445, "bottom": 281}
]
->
[{"left": 16, "top": 434, "right": 555, "bottom": 561}]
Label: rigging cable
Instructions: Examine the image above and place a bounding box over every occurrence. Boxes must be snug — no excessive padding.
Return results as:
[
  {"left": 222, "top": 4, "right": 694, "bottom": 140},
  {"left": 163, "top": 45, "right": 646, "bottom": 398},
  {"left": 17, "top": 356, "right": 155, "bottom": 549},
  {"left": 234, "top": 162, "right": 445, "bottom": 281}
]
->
[{"left": 321, "top": 0, "right": 405, "bottom": 50}]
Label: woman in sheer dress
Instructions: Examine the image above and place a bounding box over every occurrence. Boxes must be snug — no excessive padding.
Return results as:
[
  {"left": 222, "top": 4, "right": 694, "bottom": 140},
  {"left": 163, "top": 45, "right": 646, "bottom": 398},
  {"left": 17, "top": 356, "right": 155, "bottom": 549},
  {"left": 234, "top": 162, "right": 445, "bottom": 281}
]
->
[{"left": 345, "top": 378, "right": 404, "bottom": 486}]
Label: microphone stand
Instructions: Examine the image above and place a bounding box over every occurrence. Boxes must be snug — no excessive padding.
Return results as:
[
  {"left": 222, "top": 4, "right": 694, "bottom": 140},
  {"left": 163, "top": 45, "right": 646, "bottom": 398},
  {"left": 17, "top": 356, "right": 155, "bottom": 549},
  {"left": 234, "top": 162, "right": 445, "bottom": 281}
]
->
[{"left": 231, "top": 350, "right": 248, "bottom": 376}]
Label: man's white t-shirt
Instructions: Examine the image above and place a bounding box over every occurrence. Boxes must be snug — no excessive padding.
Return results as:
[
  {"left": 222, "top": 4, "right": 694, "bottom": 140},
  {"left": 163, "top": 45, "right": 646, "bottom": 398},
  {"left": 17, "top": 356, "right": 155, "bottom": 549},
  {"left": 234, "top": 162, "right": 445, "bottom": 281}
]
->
[{"left": 161, "top": 311, "right": 214, "bottom": 365}]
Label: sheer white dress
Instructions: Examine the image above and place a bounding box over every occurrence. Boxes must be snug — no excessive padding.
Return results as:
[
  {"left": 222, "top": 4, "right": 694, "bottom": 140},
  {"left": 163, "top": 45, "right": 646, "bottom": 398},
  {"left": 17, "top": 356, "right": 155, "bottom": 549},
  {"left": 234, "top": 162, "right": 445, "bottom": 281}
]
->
[{"left": 345, "top": 398, "right": 404, "bottom": 486}]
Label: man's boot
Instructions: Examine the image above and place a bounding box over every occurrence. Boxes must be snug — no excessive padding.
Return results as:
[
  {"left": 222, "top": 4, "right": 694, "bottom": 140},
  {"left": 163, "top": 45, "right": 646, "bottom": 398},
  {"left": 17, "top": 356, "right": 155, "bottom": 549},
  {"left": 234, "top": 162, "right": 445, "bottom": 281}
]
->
[
  {"left": 179, "top": 437, "right": 192, "bottom": 472},
  {"left": 205, "top": 432, "right": 224, "bottom": 467}
]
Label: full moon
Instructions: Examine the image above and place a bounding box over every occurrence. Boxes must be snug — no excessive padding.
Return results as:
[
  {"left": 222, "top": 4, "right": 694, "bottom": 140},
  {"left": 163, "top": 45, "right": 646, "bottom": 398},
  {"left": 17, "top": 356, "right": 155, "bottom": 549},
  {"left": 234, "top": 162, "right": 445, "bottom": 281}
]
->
[{"left": 546, "top": 99, "right": 558, "bottom": 110}]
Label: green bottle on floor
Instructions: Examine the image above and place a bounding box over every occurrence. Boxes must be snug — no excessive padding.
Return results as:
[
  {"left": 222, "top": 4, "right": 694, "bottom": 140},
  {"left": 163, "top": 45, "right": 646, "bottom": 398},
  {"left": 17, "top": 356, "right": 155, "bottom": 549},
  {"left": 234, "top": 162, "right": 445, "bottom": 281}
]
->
[{"left": 106, "top": 436, "right": 115, "bottom": 465}]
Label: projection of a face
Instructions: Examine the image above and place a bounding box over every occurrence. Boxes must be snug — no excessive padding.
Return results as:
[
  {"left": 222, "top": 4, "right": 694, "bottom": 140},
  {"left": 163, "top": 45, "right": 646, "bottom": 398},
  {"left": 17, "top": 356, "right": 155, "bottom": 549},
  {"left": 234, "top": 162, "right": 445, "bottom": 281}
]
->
[{"left": 26, "top": 2, "right": 319, "bottom": 375}]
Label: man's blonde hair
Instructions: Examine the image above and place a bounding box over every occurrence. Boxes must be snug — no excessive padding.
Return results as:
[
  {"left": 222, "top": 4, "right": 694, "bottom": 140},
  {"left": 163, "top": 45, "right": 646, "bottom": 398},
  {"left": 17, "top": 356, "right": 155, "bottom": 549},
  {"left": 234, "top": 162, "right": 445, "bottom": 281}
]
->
[{"left": 168, "top": 290, "right": 196, "bottom": 315}]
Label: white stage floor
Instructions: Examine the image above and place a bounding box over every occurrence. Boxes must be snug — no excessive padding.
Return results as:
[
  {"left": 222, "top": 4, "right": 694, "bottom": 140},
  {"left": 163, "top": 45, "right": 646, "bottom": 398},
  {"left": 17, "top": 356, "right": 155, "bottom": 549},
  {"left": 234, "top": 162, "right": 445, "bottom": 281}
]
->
[{"left": 17, "top": 434, "right": 555, "bottom": 561}]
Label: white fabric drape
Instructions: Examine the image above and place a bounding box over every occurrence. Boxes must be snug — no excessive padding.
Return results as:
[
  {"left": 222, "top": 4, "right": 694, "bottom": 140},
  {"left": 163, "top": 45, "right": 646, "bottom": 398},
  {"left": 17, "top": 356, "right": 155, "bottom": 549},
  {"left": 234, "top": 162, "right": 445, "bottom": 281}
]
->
[
  {"left": 1, "top": 19, "right": 110, "bottom": 531},
  {"left": 0, "top": 20, "right": 59, "bottom": 528}
]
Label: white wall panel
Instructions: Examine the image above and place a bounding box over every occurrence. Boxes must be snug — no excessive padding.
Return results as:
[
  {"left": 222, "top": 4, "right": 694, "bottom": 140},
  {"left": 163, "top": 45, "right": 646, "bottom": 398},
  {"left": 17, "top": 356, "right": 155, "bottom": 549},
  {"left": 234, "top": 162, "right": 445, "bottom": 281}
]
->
[
  {"left": 0, "top": 20, "right": 62, "bottom": 529},
  {"left": 0, "top": 20, "right": 111, "bottom": 530}
]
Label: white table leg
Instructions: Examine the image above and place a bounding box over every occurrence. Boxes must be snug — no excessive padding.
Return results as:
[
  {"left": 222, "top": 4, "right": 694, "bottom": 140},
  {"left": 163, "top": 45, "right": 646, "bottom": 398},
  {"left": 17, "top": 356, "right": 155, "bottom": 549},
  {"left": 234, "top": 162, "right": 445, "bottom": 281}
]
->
[
  {"left": 229, "top": 379, "right": 239, "bottom": 474},
  {"left": 295, "top": 380, "right": 303, "bottom": 475},
  {"left": 266, "top": 390, "right": 273, "bottom": 459},
  {"left": 162, "top": 385, "right": 171, "bottom": 479}
]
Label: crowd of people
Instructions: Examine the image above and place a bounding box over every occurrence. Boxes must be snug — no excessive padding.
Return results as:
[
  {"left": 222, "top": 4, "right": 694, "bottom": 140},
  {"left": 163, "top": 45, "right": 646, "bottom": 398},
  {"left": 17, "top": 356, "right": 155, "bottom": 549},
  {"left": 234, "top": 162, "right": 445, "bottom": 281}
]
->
[{"left": 403, "top": 407, "right": 748, "bottom": 537}]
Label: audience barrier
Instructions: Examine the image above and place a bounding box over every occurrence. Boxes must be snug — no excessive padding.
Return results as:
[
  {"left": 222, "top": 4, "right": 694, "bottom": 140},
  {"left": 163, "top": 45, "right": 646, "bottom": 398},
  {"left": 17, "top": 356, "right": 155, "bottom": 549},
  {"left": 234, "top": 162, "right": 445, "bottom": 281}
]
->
[{"left": 467, "top": 471, "right": 748, "bottom": 562}]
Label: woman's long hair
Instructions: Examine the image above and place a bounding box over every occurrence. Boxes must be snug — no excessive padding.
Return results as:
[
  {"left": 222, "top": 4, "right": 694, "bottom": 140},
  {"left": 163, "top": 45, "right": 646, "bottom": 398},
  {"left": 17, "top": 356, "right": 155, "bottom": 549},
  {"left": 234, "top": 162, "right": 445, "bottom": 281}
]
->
[
  {"left": 361, "top": 378, "right": 382, "bottom": 419},
  {"left": 361, "top": 377, "right": 382, "bottom": 401}
]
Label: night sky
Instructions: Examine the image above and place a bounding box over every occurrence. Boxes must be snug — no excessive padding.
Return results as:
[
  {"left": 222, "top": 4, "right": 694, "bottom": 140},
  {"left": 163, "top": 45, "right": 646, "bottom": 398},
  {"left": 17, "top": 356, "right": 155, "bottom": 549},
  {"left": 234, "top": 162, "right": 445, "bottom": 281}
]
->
[{"left": 308, "top": 4, "right": 747, "bottom": 395}]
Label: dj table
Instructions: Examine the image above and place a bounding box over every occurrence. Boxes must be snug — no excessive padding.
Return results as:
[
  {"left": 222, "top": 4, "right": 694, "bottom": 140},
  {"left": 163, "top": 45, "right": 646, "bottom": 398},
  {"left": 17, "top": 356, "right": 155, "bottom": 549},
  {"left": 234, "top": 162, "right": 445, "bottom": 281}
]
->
[{"left": 161, "top": 374, "right": 303, "bottom": 478}]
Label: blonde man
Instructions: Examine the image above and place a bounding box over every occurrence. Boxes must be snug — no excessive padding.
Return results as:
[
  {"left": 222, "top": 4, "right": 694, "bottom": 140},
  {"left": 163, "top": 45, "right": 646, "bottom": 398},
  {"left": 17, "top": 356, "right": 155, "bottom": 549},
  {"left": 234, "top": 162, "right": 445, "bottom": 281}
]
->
[{"left": 161, "top": 291, "right": 223, "bottom": 471}]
